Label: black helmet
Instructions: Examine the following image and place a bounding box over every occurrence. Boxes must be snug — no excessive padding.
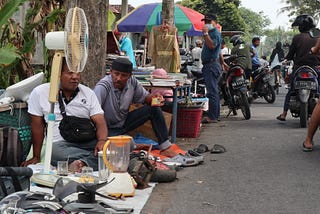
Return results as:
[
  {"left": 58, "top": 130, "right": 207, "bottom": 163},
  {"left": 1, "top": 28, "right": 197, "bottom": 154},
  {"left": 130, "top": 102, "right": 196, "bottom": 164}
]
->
[
  {"left": 230, "top": 35, "right": 243, "bottom": 46},
  {"left": 292, "top": 14, "right": 316, "bottom": 32}
]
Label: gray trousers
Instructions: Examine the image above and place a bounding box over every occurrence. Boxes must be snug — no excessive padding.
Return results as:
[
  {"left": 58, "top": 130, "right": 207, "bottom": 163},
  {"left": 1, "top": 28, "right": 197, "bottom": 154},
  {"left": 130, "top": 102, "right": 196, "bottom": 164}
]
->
[{"left": 51, "top": 139, "right": 98, "bottom": 171}]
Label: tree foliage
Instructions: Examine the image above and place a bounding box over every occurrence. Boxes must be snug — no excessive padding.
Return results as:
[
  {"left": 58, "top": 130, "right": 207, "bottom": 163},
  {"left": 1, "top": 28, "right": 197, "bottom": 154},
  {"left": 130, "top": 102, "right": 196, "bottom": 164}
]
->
[
  {"left": 280, "top": 0, "right": 320, "bottom": 21},
  {"left": 180, "top": 0, "right": 270, "bottom": 37},
  {"left": 239, "top": 7, "right": 270, "bottom": 37}
]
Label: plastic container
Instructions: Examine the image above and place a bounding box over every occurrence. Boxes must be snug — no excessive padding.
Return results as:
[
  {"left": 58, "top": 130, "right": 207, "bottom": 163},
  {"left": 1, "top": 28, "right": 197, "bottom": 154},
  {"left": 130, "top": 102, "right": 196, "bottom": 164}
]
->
[{"left": 176, "top": 107, "right": 202, "bottom": 138}]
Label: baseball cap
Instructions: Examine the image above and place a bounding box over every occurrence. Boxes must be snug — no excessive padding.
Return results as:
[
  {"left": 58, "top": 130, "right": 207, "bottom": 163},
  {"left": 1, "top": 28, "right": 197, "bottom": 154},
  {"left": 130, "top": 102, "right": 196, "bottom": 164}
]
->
[{"left": 201, "top": 14, "right": 217, "bottom": 21}]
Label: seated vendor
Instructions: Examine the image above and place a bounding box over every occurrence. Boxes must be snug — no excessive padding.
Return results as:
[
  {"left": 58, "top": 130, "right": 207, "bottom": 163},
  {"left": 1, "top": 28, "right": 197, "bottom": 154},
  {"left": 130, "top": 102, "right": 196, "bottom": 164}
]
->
[
  {"left": 21, "top": 58, "right": 108, "bottom": 172},
  {"left": 94, "top": 58, "right": 196, "bottom": 164}
]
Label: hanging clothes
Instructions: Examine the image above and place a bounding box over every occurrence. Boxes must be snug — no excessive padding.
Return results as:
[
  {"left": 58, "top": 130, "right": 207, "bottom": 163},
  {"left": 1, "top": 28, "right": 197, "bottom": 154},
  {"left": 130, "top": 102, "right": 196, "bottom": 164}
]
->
[{"left": 148, "top": 25, "right": 181, "bottom": 73}]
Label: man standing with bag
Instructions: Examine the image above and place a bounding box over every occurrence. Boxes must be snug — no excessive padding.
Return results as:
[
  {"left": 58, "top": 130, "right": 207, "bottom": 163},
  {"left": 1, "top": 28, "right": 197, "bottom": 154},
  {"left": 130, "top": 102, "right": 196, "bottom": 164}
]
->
[
  {"left": 201, "top": 14, "right": 226, "bottom": 123},
  {"left": 21, "top": 58, "right": 108, "bottom": 172}
]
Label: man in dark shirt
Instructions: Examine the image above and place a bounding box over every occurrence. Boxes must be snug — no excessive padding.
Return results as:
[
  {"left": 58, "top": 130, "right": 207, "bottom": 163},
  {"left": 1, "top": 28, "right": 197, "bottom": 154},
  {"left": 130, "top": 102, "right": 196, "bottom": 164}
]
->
[{"left": 277, "top": 14, "right": 320, "bottom": 122}]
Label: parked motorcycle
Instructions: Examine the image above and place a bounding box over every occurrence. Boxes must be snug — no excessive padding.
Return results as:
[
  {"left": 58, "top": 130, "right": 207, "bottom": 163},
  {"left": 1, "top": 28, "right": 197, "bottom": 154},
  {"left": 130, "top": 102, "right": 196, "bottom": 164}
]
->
[
  {"left": 222, "top": 55, "right": 251, "bottom": 120},
  {"left": 248, "top": 65, "right": 276, "bottom": 103},
  {"left": 287, "top": 65, "right": 319, "bottom": 128},
  {"left": 179, "top": 49, "right": 194, "bottom": 78}
]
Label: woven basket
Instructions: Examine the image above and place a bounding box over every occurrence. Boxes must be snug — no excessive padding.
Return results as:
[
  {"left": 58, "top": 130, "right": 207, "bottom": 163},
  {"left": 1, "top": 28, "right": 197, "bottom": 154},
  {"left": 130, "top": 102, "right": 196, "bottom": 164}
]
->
[{"left": 0, "top": 102, "right": 31, "bottom": 160}]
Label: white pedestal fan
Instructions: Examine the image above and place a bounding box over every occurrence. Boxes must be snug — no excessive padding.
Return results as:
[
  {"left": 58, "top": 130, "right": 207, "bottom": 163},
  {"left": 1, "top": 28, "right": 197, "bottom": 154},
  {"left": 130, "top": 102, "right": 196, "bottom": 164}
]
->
[{"left": 43, "top": 7, "right": 88, "bottom": 174}]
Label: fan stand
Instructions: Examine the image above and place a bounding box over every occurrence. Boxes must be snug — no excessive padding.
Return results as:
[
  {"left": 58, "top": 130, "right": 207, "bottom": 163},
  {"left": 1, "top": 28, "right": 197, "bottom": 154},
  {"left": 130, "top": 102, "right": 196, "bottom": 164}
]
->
[{"left": 43, "top": 51, "right": 64, "bottom": 174}]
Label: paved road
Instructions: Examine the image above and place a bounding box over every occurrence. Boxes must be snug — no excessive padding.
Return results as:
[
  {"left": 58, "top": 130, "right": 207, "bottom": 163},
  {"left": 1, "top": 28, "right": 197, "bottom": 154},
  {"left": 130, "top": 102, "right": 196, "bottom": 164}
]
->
[{"left": 141, "top": 88, "right": 320, "bottom": 214}]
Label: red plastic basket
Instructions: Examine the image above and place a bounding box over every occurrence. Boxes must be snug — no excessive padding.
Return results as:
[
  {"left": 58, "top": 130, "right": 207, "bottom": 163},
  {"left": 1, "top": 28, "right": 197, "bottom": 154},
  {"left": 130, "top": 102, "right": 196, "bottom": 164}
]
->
[{"left": 176, "top": 108, "right": 202, "bottom": 138}]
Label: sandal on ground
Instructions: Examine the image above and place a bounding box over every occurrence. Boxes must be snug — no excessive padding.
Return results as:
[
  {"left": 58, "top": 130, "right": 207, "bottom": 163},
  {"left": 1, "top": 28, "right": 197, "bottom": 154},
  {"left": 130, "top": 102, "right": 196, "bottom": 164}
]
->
[
  {"left": 194, "top": 144, "right": 209, "bottom": 153},
  {"left": 210, "top": 144, "right": 227, "bottom": 154},
  {"left": 302, "top": 141, "right": 313, "bottom": 152},
  {"left": 276, "top": 115, "right": 286, "bottom": 121},
  {"left": 164, "top": 154, "right": 199, "bottom": 167},
  {"left": 201, "top": 117, "right": 218, "bottom": 124}
]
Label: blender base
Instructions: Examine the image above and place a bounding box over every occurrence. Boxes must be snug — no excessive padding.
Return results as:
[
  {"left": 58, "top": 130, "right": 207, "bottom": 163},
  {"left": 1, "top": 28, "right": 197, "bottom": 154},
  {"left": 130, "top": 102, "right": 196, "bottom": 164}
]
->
[{"left": 104, "top": 172, "right": 136, "bottom": 197}]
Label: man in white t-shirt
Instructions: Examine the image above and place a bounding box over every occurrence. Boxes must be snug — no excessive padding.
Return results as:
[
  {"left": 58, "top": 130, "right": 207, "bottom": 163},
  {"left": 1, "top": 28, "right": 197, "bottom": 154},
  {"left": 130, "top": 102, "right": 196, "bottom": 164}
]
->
[
  {"left": 191, "top": 40, "right": 203, "bottom": 71},
  {"left": 220, "top": 39, "right": 231, "bottom": 56},
  {"left": 21, "top": 58, "right": 108, "bottom": 172}
]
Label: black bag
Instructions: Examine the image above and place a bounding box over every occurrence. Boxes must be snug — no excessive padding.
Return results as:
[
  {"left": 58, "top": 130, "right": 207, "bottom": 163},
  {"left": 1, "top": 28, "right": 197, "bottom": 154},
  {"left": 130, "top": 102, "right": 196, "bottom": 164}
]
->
[
  {"left": 0, "top": 125, "right": 23, "bottom": 166},
  {"left": 58, "top": 92, "right": 96, "bottom": 143},
  {"left": 0, "top": 167, "right": 33, "bottom": 200}
]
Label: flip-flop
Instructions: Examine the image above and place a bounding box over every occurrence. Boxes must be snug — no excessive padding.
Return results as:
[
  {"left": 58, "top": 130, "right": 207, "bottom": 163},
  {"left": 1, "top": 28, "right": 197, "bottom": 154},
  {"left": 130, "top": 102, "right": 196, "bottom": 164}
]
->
[
  {"left": 164, "top": 154, "right": 199, "bottom": 167},
  {"left": 210, "top": 144, "right": 227, "bottom": 154},
  {"left": 302, "top": 141, "right": 313, "bottom": 152},
  {"left": 194, "top": 144, "right": 209, "bottom": 153},
  {"left": 201, "top": 117, "right": 218, "bottom": 124},
  {"left": 276, "top": 115, "right": 286, "bottom": 121}
]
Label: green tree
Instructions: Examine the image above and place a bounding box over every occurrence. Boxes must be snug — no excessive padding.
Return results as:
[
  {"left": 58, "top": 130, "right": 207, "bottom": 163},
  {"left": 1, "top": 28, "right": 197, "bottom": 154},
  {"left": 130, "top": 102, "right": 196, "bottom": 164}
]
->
[
  {"left": 239, "top": 7, "right": 271, "bottom": 37},
  {"left": 280, "top": 0, "right": 320, "bottom": 21},
  {"left": 0, "top": 0, "right": 64, "bottom": 88},
  {"left": 180, "top": 0, "right": 270, "bottom": 37}
]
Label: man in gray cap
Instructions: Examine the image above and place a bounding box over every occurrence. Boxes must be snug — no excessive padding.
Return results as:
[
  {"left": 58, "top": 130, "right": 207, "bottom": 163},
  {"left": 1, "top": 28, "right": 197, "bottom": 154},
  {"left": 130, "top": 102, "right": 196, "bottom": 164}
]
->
[{"left": 94, "top": 58, "right": 197, "bottom": 164}]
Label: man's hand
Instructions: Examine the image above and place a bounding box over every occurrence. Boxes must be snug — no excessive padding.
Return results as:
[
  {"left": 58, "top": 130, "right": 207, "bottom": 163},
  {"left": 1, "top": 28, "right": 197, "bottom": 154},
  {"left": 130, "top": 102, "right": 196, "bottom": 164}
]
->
[
  {"left": 202, "top": 25, "right": 209, "bottom": 34},
  {"left": 222, "top": 62, "right": 229, "bottom": 71},
  {"left": 94, "top": 140, "right": 106, "bottom": 156},
  {"left": 21, "top": 156, "right": 40, "bottom": 167}
]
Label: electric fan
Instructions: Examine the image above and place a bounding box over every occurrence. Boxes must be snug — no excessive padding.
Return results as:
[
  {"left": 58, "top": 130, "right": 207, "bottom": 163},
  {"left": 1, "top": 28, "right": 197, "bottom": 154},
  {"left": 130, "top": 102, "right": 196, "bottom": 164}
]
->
[{"left": 43, "top": 7, "right": 89, "bottom": 173}]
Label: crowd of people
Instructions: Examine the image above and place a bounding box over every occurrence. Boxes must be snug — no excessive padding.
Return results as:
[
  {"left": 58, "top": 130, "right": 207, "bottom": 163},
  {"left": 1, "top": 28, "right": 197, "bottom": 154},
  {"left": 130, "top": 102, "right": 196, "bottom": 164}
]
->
[{"left": 20, "top": 13, "right": 320, "bottom": 174}]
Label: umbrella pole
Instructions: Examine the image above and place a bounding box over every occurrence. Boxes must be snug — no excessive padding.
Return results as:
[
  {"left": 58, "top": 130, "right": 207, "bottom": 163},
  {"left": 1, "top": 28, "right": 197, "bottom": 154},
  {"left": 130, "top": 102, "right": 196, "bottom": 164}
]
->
[{"left": 142, "top": 33, "right": 148, "bottom": 66}]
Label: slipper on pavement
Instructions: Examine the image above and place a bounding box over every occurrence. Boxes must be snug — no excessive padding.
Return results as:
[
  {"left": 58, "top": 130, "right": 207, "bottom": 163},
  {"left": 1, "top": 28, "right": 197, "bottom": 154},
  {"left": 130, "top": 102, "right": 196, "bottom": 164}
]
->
[
  {"left": 210, "top": 144, "right": 227, "bottom": 154},
  {"left": 276, "top": 115, "right": 286, "bottom": 121},
  {"left": 194, "top": 144, "right": 209, "bottom": 153},
  {"left": 202, "top": 117, "right": 218, "bottom": 124},
  {"left": 302, "top": 141, "right": 313, "bottom": 152}
]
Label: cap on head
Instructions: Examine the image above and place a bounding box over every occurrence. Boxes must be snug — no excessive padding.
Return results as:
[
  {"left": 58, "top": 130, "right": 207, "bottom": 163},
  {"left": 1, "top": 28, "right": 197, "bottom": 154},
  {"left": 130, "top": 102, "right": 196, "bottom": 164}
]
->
[
  {"left": 201, "top": 14, "right": 217, "bottom": 22},
  {"left": 112, "top": 57, "right": 133, "bottom": 73},
  {"left": 113, "top": 30, "right": 122, "bottom": 37}
]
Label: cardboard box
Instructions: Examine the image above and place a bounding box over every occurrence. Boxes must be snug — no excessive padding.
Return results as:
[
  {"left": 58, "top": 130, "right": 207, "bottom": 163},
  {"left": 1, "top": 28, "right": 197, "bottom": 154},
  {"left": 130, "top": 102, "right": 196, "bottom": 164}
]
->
[{"left": 128, "top": 104, "right": 172, "bottom": 142}]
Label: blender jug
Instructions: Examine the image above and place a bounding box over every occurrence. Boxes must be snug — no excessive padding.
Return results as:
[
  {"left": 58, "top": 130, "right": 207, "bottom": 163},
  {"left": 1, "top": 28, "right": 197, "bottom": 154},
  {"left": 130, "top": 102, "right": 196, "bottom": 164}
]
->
[
  {"left": 103, "top": 135, "right": 132, "bottom": 172},
  {"left": 102, "top": 135, "right": 135, "bottom": 197}
]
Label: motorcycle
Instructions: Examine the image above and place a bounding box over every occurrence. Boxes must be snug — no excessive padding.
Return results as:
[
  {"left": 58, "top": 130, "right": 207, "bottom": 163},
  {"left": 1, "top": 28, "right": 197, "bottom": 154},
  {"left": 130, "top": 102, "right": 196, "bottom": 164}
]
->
[
  {"left": 248, "top": 65, "right": 276, "bottom": 103},
  {"left": 179, "top": 49, "right": 194, "bottom": 78},
  {"left": 287, "top": 65, "right": 319, "bottom": 128},
  {"left": 179, "top": 50, "right": 206, "bottom": 97},
  {"left": 221, "top": 55, "right": 251, "bottom": 120}
]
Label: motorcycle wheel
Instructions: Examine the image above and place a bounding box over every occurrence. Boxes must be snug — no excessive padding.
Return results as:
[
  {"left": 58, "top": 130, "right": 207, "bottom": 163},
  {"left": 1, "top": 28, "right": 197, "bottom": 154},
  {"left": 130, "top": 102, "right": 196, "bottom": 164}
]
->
[
  {"left": 300, "top": 102, "right": 308, "bottom": 128},
  {"left": 264, "top": 84, "right": 276, "bottom": 103},
  {"left": 240, "top": 91, "right": 251, "bottom": 120}
]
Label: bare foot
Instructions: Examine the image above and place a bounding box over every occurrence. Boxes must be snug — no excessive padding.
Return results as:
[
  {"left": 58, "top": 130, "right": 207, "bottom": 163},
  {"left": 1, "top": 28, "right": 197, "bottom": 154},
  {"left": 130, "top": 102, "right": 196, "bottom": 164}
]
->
[
  {"left": 160, "top": 147, "right": 178, "bottom": 158},
  {"left": 69, "top": 160, "right": 85, "bottom": 173}
]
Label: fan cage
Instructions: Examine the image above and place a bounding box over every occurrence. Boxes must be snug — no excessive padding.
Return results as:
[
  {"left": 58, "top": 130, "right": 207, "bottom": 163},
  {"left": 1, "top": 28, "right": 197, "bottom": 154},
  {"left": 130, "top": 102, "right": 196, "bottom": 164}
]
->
[{"left": 64, "top": 7, "right": 89, "bottom": 73}]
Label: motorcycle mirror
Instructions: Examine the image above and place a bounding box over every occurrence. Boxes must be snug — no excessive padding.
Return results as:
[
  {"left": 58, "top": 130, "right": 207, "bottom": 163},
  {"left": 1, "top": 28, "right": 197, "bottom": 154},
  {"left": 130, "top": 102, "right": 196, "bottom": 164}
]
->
[{"left": 309, "top": 28, "right": 320, "bottom": 38}]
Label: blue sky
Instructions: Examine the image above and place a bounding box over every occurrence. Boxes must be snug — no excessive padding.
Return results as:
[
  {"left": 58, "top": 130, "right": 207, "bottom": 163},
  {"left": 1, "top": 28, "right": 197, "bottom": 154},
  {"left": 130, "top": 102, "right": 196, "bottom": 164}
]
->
[{"left": 109, "top": 0, "right": 291, "bottom": 29}]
